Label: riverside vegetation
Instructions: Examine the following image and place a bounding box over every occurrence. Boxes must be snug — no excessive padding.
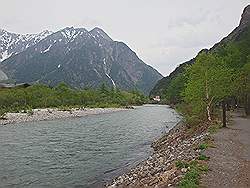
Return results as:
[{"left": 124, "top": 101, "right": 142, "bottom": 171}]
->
[{"left": 0, "top": 83, "right": 147, "bottom": 119}]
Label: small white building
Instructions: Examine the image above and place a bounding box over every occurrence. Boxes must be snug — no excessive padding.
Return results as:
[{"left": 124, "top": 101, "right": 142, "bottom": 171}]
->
[{"left": 153, "top": 96, "right": 161, "bottom": 102}]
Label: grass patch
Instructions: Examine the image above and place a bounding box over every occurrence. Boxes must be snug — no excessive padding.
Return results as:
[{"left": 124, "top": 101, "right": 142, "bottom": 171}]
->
[
  {"left": 199, "top": 143, "right": 208, "bottom": 150},
  {"left": 198, "top": 154, "right": 210, "bottom": 161},
  {"left": 198, "top": 141, "right": 215, "bottom": 150},
  {"left": 175, "top": 160, "right": 189, "bottom": 169},
  {"left": 176, "top": 160, "right": 208, "bottom": 188}
]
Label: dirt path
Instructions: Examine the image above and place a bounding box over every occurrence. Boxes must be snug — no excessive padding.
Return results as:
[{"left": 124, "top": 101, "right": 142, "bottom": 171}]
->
[{"left": 201, "top": 112, "right": 250, "bottom": 188}]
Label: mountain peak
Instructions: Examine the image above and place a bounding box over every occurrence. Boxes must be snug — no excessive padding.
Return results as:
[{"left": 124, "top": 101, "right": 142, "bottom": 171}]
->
[
  {"left": 39, "top": 30, "right": 53, "bottom": 35},
  {"left": 90, "top": 27, "right": 113, "bottom": 41},
  {"left": 59, "top": 27, "right": 88, "bottom": 40},
  {"left": 240, "top": 5, "right": 250, "bottom": 26}
]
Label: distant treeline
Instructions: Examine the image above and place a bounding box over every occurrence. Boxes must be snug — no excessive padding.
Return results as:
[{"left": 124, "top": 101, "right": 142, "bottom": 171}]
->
[{"left": 0, "top": 83, "right": 148, "bottom": 116}]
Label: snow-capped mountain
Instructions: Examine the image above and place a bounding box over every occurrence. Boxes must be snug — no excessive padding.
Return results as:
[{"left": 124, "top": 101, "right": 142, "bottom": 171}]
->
[
  {"left": 0, "top": 29, "right": 53, "bottom": 62},
  {"left": 0, "top": 27, "right": 162, "bottom": 94}
]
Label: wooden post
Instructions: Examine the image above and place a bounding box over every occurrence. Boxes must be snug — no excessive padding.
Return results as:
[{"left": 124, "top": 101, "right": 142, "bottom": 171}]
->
[{"left": 222, "top": 100, "right": 227, "bottom": 127}]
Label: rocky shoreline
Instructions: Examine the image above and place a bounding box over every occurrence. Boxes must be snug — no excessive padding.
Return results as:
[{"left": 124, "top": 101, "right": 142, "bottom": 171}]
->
[
  {"left": 0, "top": 107, "right": 128, "bottom": 125},
  {"left": 107, "top": 122, "right": 209, "bottom": 188}
]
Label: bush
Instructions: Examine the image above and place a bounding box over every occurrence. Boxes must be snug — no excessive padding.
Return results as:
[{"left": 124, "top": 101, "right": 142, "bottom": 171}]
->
[
  {"left": 198, "top": 154, "right": 210, "bottom": 161},
  {"left": 0, "top": 108, "right": 7, "bottom": 120},
  {"left": 199, "top": 143, "right": 208, "bottom": 150},
  {"left": 175, "top": 160, "right": 189, "bottom": 169},
  {"left": 178, "top": 160, "right": 208, "bottom": 188}
]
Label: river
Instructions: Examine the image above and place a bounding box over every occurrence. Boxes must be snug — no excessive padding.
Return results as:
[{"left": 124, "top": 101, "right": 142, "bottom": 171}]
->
[{"left": 0, "top": 105, "right": 181, "bottom": 188}]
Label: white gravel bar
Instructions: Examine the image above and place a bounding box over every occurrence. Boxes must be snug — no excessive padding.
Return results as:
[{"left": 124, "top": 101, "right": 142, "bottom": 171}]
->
[{"left": 0, "top": 108, "right": 128, "bottom": 125}]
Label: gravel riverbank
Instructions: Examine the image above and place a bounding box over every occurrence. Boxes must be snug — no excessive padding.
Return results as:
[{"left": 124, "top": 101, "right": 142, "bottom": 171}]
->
[
  {"left": 0, "top": 108, "right": 127, "bottom": 125},
  {"left": 107, "top": 122, "right": 209, "bottom": 188}
]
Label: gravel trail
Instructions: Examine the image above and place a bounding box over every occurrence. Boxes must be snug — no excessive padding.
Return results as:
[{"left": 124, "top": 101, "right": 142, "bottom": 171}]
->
[{"left": 201, "top": 112, "right": 250, "bottom": 188}]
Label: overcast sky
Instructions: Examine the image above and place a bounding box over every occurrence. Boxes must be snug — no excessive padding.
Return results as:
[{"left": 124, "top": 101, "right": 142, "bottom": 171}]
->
[{"left": 0, "top": 0, "right": 249, "bottom": 76}]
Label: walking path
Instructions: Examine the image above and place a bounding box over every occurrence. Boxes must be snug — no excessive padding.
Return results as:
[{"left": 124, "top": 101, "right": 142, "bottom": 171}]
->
[{"left": 201, "top": 112, "right": 250, "bottom": 188}]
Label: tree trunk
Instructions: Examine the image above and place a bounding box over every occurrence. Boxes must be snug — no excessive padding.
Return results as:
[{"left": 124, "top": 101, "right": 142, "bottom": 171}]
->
[
  {"left": 222, "top": 100, "right": 227, "bottom": 127},
  {"left": 206, "top": 105, "right": 212, "bottom": 121},
  {"left": 205, "top": 72, "right": 212, "bottom": 121},
  {"left": 245, "top": 94, "right": 250, "bottom": 116}
]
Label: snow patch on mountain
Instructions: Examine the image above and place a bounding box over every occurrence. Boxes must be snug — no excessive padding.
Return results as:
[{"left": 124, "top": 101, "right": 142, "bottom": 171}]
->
[
  {"left": 41, "top": 44, "right": 52, "bottom": 53},
  {"left": 103, "top": 58, "right": 116, "bottom": 88},
  {"left": 0, "top": 50, "right": 12, "bottom": 61},
  {"left": 60, "top": 27, "right": 88, "bottom": 43},
  {"left": 0, "top": 29, "right": 53, "bottom": 62},
  {"left": 0, "top": 69, "right": 8, "bottom": 81}
]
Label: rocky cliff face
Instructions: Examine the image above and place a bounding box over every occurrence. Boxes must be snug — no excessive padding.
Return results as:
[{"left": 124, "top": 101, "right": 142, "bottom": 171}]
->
[
  {"left": 240, "top": 5, "right": 250, "bottom": 26},
  {"left": 0, "top": 27, "right": 162, "bottom": 94},
  {"left": 214, "top": 4, "right": 250, "bottom": 45}
]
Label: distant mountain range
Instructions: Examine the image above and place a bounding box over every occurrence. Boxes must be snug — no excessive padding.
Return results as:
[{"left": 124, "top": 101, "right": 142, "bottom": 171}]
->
[
  {"left": 0, "top": 27, "right": 162, "bottom": 94},
  {"left": 150, "top": 5, "right": 250, "bottom": 97}
]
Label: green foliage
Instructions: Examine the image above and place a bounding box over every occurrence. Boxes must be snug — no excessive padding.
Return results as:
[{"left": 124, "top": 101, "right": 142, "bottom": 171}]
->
[
  {"left": 217, "top": 43, "right": 244, "bottom": 69},
  {"left": 199, "top": 143, "right": 209, "bottom": 150},
  {"left": 183, "top": 52, "right": 234, "bottom": 121},
  {"left": 26, "top": 106, "right": 34, "bottom": 116},
  {"left": 175, "top": 160, "right": 189, "bottom": 169},
  {"left": 0, "top": 83, "right": 147, "bottom": 114},
  {"left": 165, "top": 73, "right": 187, "bottom": 104},
  {"left": 198, "top": 154, "right": 209, "bottom": 161},
  {"left": 175, "top": 102, "right": 205, "bottom": 128},
  {"left": 179, "top": 169, "right": 199, "bottom": 188},
  {"left": 234, "top": 58, "right": 250, "bottom": 115},
  {"left": 178, "top": 160, "right": 208, "bottom": 188},
  {"left": 0, "top": 108, "right": 7, "bottom": 120}
]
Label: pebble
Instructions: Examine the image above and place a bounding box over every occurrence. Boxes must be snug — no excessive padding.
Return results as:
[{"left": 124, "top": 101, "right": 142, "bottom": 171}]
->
[
  {"left": 107, "top": 123, "right": 209, "bottom": 187},
  {"left": 0, "top": 108, "right": 127, "bottom": 125}
]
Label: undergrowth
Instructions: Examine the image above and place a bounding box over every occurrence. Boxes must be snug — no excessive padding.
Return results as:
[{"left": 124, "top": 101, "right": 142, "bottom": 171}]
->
[{"left": 176, "top": 160, "right": 208, "bottom": 188}]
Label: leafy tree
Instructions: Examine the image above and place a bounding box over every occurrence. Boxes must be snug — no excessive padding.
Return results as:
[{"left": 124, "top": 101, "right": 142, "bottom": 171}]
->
[
  {"left": 165, "top": 73, "right": 187, "bottom": 104},
  {"left": 183, "top": 52, "right": 234, "bottom": 122},
  {"left": 235, "top": 56, "right": 250, "bottom": 115}
]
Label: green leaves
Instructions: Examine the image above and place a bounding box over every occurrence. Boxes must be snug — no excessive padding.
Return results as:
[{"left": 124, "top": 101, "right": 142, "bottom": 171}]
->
[
  {"left": 182, "top": 52, "right": 234, "bottom": 119},
  {"left": 165, "top": 73, "right": 187, "bottom": 104},
  {"left": 0, "top": 83, "right": 147, "bottom": 113}
]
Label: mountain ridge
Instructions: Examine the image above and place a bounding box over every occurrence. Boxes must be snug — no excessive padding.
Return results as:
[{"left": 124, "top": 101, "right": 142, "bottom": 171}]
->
[
  {"left": 0, "top": 27, "right": 162, "bottom": 94},
  {"left": 0, "top": 29, "right": 53, "bottom": 62}
]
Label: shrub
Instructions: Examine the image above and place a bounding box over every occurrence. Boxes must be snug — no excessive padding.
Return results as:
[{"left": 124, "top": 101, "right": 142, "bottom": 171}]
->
[
  {"left": 199, "top": 143, "right": 208, "bottom": 150},
  {"left": 0, "top": 108, "right": 7, "bottom": 120},
  {"left": 178, "top": 160, "right": 208, "bottom": 188},
  {"left": 175, "top": 160, "right": 189, "bottom": 169},
  {"left": 198, "top": 154, "right": 210, "bottom": 161}
]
